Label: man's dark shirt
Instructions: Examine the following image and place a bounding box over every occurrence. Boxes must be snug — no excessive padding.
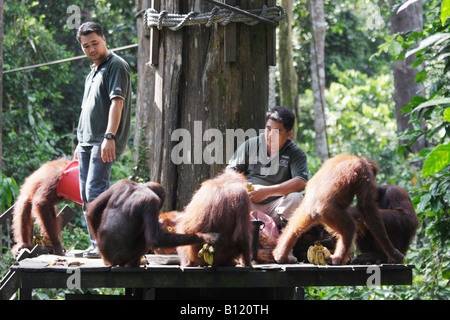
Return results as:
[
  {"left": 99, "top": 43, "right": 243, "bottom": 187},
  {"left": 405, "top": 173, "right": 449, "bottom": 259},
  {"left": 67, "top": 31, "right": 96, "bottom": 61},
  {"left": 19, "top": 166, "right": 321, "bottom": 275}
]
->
[{"left": 227, "top": 134, "right": 309, "bottom": 204}]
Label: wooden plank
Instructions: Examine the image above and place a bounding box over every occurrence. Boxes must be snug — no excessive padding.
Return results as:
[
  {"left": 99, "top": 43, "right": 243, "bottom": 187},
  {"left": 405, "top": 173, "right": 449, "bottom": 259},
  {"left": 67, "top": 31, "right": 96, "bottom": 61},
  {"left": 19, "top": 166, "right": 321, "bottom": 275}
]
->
[
  {"left": 14, "top": 254, "right": 110, "bottom": 272},
  {"left": 0, "top": 204, "right": 14, "bottom": 225},
  {"left": 146, "top": 253, "right": 180, "bottom": 265},
  {"left": 12, "top": 257, "right": 414, "bottom": 291},
  {"left": 149, "top": 0, "right": 160, "bottom": 67},
  {"left": 266, "top": 0, "right": 276, "bottom": 66},
  {"left": 18, "top": 287, "right": 32, "bottom": 300},
  {"left": 1, "top": 197, "right": 77, "bottom": 227},
  {"left": 224, "top": 0, "right": 237, "bottom": 62},
  {"left": 15, "top": 248, "right": 31, "bottom": 262},
  {"left": 57, "top": 205, "right": 77, "bottom": 229},
  {"left": 28, "top": 245, "right": 49, "bottom": 258},
  {"left": 10, "top": 254, "right": 414, "bottom": 298},
  {"left": 1, "top": 203, "right": 75, "bottom": 238},
  {"left": 0, "top": 271, "right": 19, "bottom": 300}
]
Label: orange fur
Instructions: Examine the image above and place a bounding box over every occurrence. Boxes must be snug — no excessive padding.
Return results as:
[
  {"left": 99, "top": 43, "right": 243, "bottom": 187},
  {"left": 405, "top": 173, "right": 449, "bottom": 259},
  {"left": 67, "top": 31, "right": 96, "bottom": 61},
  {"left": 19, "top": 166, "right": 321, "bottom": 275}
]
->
[
  {"left": 349, "top": 184, "right": 419, "bottom": 263},
  {"left": 12, "top": 158, "right": 70, "bottom": 257},
  {"left": 256, "top": 232, "right": 277, "bottom": 264},
  {"left": 273, "top": 154, "right": 405, "bottom": 265},
  {"left": 154, "top": 211, "right": 180, "bottom": 254},
  {"left": 86, "top": 180, "right": 221, "bottom": 267},
  {"left": 176, "top": 171, "right": 253, "bottom": 267}
]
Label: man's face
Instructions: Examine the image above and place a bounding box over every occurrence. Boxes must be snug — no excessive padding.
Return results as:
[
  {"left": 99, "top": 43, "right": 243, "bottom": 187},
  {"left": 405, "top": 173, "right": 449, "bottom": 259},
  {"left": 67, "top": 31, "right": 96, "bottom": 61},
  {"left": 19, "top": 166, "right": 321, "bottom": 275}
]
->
[
  {"left": 80, "top": 32, "right": 108, "bottom": 65},
  {"left": 265, "top": 118, "right": 292, "bottom": 155}
]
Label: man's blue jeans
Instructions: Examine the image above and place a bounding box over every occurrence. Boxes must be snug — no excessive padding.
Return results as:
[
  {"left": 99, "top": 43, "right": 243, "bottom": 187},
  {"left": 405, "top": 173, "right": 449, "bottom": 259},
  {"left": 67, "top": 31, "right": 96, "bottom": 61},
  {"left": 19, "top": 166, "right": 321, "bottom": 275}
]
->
[{"left": 77, "top": 145, "right": 115, "bottom": 246}]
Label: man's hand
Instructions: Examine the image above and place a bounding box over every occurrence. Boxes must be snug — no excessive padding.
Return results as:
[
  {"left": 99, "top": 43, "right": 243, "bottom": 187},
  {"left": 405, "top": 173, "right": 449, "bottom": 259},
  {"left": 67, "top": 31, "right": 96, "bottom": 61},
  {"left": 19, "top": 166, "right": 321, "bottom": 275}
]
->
[
  {"left": 248, "top": 185, "right": 272, "bottom": 203},
  {"left": 101, "top": 138, "right": 116, "bottom": 162},
  {"left": 247, "top": 177, "right": 306, "bottom": 204}
]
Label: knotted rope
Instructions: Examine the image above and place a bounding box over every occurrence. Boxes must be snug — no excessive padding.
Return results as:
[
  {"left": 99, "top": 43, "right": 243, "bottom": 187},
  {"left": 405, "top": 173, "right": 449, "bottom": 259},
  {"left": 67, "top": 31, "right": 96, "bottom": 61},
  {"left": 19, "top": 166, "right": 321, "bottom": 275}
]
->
[{"left": 143, "top": 5, "right": 286, "bottom": 31}]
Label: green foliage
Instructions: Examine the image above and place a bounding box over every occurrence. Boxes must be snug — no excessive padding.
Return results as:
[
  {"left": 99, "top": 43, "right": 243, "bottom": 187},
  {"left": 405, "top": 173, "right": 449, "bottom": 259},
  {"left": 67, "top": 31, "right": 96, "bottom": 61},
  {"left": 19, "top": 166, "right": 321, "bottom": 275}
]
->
[
  {"left": 298, "top": 0, "right": 449, "bottom": 300},
  {"left": 298, "top": 67, "right": 405, "bottom": 181},
  {"left": 1, "top": 0, "right": 448, "bottom": 301},
  {"left": 325, "top": 69, "right": 397, "bottom": 158},
  {"left": 61, "top": 224, "right": 91, "bottom": 252},
  {"left": 0, "top": 174, "right": 19, "bottom": 212},
  {"left": 293, "top": 0, "right": 391, "bottom": 89},
  {"left": 0, "top": 0, "right": 139, "bottom": 298},
  {"left": 441, "top": 0, "right": 450, "bottom": 25},
  {"left": 423, "top": 143, "right": 450, "bottom": 176},
  {"left": 395, "top": 1, "right": 449, "bottom": 270},
  {"left": 2, "top": 1, "right": 74, "bottom": 180},
  {"left": 2, "top": 1, "right": 138, "bottom": 185}
]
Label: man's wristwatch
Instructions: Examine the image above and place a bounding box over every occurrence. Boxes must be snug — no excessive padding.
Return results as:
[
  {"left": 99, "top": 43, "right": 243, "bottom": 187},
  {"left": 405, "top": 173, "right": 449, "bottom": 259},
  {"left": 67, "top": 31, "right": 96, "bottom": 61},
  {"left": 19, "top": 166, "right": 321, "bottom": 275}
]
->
[{"left": 104, "top": 133, "right": 116, "bottom": 140}]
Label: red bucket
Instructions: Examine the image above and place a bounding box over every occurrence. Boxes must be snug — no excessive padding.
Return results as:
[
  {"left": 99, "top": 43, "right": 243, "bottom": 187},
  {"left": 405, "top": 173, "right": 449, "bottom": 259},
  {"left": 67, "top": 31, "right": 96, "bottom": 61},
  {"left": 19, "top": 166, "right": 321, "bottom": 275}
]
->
[{"left": 56, "top": 159, "right": 83, "bottom": 205}]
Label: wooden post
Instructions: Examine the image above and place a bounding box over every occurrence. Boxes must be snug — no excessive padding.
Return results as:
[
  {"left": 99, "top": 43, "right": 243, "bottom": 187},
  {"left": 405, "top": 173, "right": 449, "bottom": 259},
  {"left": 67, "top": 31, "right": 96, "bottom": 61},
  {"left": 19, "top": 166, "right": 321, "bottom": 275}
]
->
[
  {"left": 135, "top": 0, "right": 270, "bottom": 211},
  {"left": 224, "top": 0, "right": 237, "bottom": 62},
  {"left": 149, "top": 0, "right": 160, "bottom": 67},
  {"left": 267, "top": 0, "right": 276, "bottom": 66}
]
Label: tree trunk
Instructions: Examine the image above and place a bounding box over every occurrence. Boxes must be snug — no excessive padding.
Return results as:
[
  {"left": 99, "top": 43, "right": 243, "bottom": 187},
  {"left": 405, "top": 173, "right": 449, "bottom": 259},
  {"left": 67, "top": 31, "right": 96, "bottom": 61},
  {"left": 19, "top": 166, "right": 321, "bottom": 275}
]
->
[
  {"left": 389, "top": 0, "right": 427, "bottom": 154},
  {"left": 310, "top": 0, "right": 328, "bottom": 161},
  {"left": 0, "top": 0, "right": 4, "bottom": 255},
  {"left": 0, "top": 0, "right": 3, "bottom": 171},
  {"left": 279, "top": 0, "right": 299, "bottom": 140},
  {"left": 135, "top": 0, "right": 270, "bottom": 211}
]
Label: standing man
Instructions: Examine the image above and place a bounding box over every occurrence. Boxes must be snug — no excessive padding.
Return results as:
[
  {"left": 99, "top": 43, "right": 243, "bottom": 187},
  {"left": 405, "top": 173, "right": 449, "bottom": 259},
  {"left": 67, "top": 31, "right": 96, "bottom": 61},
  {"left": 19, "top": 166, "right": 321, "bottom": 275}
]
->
[
  {"left": 227, "top": 106, "right": 309, "bottom": 228},
  {"left": 75, "top": 22, "right": 131, "bottom": 257}
]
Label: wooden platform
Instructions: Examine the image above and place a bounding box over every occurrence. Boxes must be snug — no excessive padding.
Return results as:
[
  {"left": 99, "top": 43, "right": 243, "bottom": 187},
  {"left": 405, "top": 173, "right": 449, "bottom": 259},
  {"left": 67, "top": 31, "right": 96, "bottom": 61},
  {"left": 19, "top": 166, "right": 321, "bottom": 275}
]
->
[{"left": 7, "top": 253, "right": 414, "bottom": 300}]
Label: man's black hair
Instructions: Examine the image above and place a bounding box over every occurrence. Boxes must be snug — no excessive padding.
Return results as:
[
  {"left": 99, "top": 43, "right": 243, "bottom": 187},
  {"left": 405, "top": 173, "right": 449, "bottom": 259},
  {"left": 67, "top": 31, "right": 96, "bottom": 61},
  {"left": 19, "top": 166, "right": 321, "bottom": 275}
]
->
[
  {"left": 76, "top": 21, "right": 104, "bottom": 43},
  {"left": 265, "top": 106, "right": 295, "bottom": 132}
]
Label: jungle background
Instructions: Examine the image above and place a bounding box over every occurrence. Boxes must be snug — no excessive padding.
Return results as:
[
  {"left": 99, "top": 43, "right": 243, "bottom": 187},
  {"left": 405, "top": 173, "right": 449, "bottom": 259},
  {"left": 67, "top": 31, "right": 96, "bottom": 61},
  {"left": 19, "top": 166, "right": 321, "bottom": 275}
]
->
[{"left": 0, "top": 0, "right": 448, "bottom": 300}]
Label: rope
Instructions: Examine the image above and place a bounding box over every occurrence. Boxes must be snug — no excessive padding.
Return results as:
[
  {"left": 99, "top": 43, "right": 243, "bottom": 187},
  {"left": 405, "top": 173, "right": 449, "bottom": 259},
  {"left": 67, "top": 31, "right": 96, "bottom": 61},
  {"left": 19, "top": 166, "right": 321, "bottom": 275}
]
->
[
  {"left": 144, "top": 5, "right": 286, "bottom": 31},
  {"left": 3, "top": 44, "right": 138, "bottom": 74}
]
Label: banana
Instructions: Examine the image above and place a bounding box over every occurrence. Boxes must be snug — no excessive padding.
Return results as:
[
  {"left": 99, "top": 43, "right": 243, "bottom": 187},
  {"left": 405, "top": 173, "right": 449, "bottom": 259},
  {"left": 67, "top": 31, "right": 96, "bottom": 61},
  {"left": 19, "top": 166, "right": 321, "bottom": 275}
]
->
[
  {"left": 198, "top": 243, "right": 215, "bottom": 265},
  {"left": 204, "top": 251, "right": 214, "bottom": 265},
  {"left": 140, "top": 256, "right": 148, "bottom": 265},
  {"left": 322, "top": 246, "right": 332, "bottom": 264},
  {"left": 307, "top": 245, "right": 315, "bottom": 264},
  {"left": 307, "top": 243, "right": 332, "bottom": 265},
  {"left": 356, "top": 219, "right": 367, "bottom": 237},
  {"left": 317, "top": 250, "right": 326, "bottom": 265},
  {"left": 33, "top": 233, "right": 47, "bottom": 247},
  {"left": 314, "top": 250, "right": 319, "bottom": 264}
]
